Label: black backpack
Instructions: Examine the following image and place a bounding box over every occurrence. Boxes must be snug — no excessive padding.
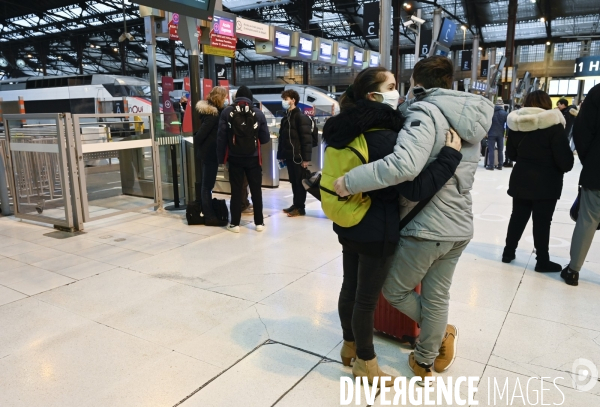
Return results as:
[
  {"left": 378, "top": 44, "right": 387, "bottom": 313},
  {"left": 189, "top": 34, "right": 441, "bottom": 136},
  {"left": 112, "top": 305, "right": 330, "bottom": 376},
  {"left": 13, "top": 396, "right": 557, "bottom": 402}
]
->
[
  {"left": 212, "top": 198, "right": 229, "bottom": 223},
  {"left": 227, "top": 102, "right": 259, "bottom": 155}
]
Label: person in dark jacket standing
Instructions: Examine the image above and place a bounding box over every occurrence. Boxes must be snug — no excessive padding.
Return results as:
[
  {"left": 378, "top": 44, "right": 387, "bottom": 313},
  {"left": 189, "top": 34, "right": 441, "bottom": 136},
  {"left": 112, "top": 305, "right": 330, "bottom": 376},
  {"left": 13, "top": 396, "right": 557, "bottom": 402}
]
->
[
  {"left": 557, "top": 98, "right": 577, "bottom": 141},
  {"left": 502, "top": 90, "right": 574, "bottom": 271},
  {"left": 217, "top": 86, "right": 271, "bottom": 233},
  {"left": 324, "top": 67, "right": 463, "bottom": 386},
  {"left": 195, "top": 87, "right": 229, "bottom": 227},
  {"left": 278, "top": 89, "right": 313, "bottom": 217},
  {"left": 562, "top": 83, "right": 600, "bottom": 286},
  {"left": 486, "top": 98, "right": 508, "bottom": 170}
]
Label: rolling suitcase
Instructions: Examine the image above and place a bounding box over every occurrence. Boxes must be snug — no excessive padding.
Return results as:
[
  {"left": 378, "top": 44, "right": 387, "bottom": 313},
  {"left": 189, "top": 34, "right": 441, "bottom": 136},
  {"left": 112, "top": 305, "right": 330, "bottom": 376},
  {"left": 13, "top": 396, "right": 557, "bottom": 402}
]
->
[
  {"left": 373, "top": 285, "right": 421, "bottom": 346},
  {"left": 484, "top": 145, "right": 499, "bottom": 167}
]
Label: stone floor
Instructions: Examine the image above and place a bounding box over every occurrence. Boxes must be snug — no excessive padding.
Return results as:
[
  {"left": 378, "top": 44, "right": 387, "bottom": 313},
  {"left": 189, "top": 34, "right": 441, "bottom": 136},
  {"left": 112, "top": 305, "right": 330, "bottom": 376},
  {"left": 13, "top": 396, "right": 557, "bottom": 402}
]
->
[{"left": 0, "top": 159, "right": 599, "bottom": 407}]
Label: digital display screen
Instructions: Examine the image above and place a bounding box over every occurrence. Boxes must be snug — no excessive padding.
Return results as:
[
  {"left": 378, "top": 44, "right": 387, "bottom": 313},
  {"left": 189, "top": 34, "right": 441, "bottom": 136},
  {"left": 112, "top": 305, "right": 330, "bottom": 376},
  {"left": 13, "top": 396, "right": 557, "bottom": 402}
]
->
[
  {"left": 438, "top": 18, "right": 458, "bottom": 47},
  {"left": 370, "top": 54, "right": 379, "bottom": 67},
  {"left": 299, "top": 37, "right": 313, "bottom": 56},
  {"left": 319, "top": 42, "right": 332, "bottom": 60},
  {"left": 213, "top": 15, "right": 234, "bottom": 37},
  {"left": 274, "top": 31, "right": 291, "bottom": 52},
  {"left": 136, "top": 0, "right": 215, "bottom": 21},
  {"left": 353, "top": 50, "right": 363, "bottom": 66},
  {"left": 337, "top": 46, "right": 348, "bottom": 63}
]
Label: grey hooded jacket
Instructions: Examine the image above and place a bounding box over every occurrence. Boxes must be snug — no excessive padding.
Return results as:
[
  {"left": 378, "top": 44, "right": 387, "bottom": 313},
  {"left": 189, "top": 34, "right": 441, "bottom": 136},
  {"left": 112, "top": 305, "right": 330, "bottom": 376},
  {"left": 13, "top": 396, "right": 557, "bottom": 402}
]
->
[{"left": 344, "top": 87, "right": 494, "bottom": 241}]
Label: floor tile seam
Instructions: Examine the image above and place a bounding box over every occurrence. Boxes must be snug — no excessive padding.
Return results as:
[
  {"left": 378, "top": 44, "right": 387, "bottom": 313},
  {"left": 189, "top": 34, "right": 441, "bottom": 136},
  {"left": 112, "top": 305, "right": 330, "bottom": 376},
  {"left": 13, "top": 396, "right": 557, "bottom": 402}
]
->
[
  {"left": 121, "top": 267, "right": 258, "bottom": 303},
  {"left": 483, "top": 252, "right": 533, "bottom": 368},
  {"left": 253, "top": 271, "right": 319, "bottom": 304},
  {"left": 34, "top": 298, "right": 224, "bottom": 366},
  {"left": 270, "top": 358, "right": 328, "bottom": 407},
  {"left": 5, "top": 262, "right": 78, "bottom": 283},
  {"left": 506, "top": 310, "right": 600, "bottom": 335}
]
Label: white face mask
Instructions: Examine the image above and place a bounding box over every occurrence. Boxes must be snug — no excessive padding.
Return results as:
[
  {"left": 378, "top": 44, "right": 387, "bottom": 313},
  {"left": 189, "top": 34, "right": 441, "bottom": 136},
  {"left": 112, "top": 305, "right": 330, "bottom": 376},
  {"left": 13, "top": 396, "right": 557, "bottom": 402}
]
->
[
  {"left": 223, "top": 99, "right": 230, "bottom": 108},
  {"left": 282, "top": 100, "right": 291, "bottom": 110},
  {"left": 372, "top": 90, "right": 400, "bottom": 110}
]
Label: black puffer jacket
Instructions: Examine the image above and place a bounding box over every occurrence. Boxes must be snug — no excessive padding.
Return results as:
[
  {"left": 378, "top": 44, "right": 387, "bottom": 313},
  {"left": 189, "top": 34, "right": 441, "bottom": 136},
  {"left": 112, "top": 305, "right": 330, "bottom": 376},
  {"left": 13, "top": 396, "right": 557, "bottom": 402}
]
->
[
  {"left": 506, "top": 107, "right": 574, "bottom": 200},
  {"left": 195, "top": 100, "right": 222, "bottom": 163},
  {"left": 323, "top": 99, "right": 463, "bottom": 257},
  {"left": 278, "top": 107, "right": 313, "bottom": 161},
  {"left": 573, "top": 83, "right": 600, "bottom": 190}
]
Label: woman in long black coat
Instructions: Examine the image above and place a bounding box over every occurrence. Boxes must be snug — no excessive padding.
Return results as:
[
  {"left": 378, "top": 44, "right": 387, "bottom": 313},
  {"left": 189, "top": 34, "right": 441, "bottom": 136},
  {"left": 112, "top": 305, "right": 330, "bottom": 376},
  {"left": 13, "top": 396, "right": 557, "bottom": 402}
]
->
[{"left": 502, "top": 90, "right": 574, "bottom": 271}]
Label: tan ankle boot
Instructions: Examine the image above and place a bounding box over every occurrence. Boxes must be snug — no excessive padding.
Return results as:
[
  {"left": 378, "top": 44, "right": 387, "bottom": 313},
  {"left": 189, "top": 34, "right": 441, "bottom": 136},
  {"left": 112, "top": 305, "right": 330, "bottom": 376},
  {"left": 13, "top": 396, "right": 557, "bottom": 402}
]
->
[
  {"left": 340, "top": 341, "right": 356, "bottom": 366},
  {"left": 352, "top": 356, "right": 397, "bottom": 387}
]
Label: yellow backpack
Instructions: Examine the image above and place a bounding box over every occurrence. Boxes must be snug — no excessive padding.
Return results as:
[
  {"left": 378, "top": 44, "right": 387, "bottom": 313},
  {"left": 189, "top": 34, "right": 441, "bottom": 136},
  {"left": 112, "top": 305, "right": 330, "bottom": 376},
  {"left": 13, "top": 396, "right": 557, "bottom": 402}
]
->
[{"left": 320, "top": 130, "right": 379, "bottom": 227}]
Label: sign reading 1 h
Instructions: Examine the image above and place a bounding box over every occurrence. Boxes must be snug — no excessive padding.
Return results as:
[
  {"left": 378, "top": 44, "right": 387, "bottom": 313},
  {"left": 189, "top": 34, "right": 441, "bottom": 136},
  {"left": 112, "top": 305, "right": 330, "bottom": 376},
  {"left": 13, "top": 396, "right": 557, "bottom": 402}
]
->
[{"left": 574, "top": 56, "right": 600, "bottom": 79}]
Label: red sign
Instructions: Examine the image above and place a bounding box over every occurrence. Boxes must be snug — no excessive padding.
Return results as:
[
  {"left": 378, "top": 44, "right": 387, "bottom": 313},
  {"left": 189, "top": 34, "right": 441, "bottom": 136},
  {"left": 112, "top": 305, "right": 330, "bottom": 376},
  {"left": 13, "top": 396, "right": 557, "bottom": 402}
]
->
[
  {"left": 210, "top": 29, "right": 237, "bottom": 51},
  {"left": 168, "top": 21, "right": 179, "bottom": 41},
  {"left": 162, "top": 76, "right": 179, "bottom": 134},
  {"left": 218, "top": 80, "right": 230, "bottom": 103},
  {"left": 202, "top": 78, "right": 214, "bottom": 100},
  {"left": 183, "top": 77, "right": 190, "bottom": 92}
]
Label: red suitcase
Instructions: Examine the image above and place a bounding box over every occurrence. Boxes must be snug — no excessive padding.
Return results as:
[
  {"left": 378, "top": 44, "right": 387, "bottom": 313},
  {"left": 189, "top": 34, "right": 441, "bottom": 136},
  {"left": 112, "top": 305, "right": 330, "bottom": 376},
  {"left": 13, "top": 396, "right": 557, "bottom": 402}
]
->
[{"left": 373, "top": 285, "right": 421, "bottom": 347}]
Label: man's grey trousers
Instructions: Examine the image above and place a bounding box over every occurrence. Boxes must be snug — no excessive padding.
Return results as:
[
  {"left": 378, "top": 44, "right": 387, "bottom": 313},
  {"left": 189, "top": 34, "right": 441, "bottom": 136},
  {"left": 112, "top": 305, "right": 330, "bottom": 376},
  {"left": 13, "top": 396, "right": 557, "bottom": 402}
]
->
[{"left": 569, "top": 188, "right": 600, "bottom": 272}]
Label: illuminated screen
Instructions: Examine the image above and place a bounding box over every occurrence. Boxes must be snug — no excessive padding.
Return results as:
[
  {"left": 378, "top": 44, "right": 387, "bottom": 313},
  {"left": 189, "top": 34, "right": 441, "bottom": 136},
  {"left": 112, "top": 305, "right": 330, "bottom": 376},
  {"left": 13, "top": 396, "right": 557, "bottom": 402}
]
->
[
  {"left": 353, "top": 50, "right": 363, "bottom": 66},
  {"left": 438, "top": 18, "right": 457, "bottom": 48},
  {"left": 299, "top": 37, "right": 313, "bottom": 56},
  {"left": 213, "top": 15, "right": 234, "bottom": 37},
  {"left": 320, "top": 42, "right": 332, "bottom": 60},
  {"left": 370, "top": 54, "right": 379, "bottom": 67},
  {"left": 275, "top": 31, "right": 291, "bottom": 52},
  {"left": 172, "top": 0, "right": 210, "bottom": 10},
  {"left": 135, "top": 0, "right": 214, "bottom": 21},
  {"left": 337, "top": 46, "right": 348, "bottom": 63}
]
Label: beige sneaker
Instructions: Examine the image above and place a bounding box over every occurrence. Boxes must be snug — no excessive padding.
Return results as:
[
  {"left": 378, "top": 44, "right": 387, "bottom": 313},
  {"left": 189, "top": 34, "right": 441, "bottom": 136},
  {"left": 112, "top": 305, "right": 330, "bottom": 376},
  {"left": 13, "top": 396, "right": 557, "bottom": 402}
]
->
[
  {"left": 352, "top": 356, "right": 397, "bottom": 388},
  {"left": 340, "top": 340, "right": 356, "bottom": 366},
  {"left": 408, "top": 352, "right": 433, "bottom": 386},
  {"left": 434, "top": 324, "right": 458, "bottom": 373}
]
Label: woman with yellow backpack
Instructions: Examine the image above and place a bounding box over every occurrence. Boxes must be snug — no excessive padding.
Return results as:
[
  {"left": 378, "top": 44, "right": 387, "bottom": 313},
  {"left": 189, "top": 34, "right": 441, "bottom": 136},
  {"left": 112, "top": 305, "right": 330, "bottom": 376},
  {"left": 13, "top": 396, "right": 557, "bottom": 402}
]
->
[{"left": 321, "top": 67, "right": 463, "bottom": 386}]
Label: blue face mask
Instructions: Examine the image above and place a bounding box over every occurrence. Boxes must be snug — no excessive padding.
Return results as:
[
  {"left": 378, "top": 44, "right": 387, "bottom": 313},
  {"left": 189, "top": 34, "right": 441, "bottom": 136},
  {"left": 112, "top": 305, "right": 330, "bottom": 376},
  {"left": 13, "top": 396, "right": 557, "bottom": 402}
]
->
[{"left": 282, "top": 100, "right": 291, "bottom": 110}]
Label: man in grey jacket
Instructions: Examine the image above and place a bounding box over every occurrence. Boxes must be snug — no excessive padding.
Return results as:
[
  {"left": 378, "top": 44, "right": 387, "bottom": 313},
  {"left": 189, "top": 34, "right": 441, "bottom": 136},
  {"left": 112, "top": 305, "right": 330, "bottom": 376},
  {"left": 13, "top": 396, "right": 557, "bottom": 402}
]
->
[{"left": 334, "top": 56, "right": 494, "bottom": 383}]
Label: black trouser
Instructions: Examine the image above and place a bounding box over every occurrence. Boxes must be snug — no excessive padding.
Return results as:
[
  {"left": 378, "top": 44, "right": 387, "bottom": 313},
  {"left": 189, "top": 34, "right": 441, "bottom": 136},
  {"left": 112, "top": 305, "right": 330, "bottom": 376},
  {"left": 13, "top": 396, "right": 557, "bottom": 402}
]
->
[
  {"left": 285, "top": 159, "right": 307, "bottom": 210},
  {"left": 228, "top": 156, "right": 263, "bottom": 226},
  {"left": 201, "top": 158, "right": 219, "bottom": 219},
  {"left": 505, "top": 197, "right": 558, "bottom": 262},
  {"left": 338, "top": 245, "right": 393, "bottom": 361}
]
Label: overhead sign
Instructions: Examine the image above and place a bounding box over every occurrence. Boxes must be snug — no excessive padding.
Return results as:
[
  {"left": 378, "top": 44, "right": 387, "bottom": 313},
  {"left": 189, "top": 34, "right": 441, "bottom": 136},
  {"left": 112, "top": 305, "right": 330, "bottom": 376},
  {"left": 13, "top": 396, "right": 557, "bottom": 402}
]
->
[
  {"left": 461, "top": 50, "right": 472, "bottom": 71},
  {"left": 274, "top": 30, "right": 291, "bottom": 52},
  {"left": 480, "top": 60, "right": 489, "bottom": 77},
  {"left": 203, "top": 45, "right": 235, "bottom": 58},
  {"left": 574, "top": 56, "right": 600, "bottom": 79},
  {"left": 369, "top": 52, "right": 379, "bottom": 67},
  {"left": 168, "top": 13, "right": 179, "bottom": 41},
  {"left": 420, "top": 30, "right": 433, "bottom": 58},
  {"left": 211, "top": 31, "right": 237, "bottom": 50},
  {"left": 363, "top": 2, "right": 379, "bottom": 39},
  {"left": 438, "top": 18, "right": 458, "bottom": 48},
  {"left": 236, "top": 17, "right": 269, "bottom": 40},
  {"left": 136, "top": 0, "right": 216, "bottom": 22},
  {"left": 299, "top": 37, "right": 313, "bottom": 57},
  {"left": 319, "top": 41, "right": 333, "bottom": 62},
  {"left": 353, "top": 49, "right": 364, "bottom": 67},
  {"left": 213, "top": 15, "right": 235, "bottom": 37},
  {"left": 216, "top": 64, "right": 227, "bottom": 80},
  {"left": 337, "top": 45, "right": 349, "bottom": 65}
]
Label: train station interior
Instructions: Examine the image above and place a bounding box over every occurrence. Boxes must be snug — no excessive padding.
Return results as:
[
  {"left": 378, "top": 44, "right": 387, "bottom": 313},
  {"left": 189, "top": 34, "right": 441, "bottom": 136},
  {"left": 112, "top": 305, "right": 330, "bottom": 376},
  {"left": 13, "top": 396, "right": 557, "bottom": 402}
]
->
[{"left": 1, "top": 1, "right": 600, "bottom": 406}]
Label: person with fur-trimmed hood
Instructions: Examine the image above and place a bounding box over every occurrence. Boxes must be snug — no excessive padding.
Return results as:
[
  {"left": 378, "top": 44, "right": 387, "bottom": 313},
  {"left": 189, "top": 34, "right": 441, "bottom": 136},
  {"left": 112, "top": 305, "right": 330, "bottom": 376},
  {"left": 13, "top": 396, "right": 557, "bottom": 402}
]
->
[
  {"left": 502, "top": 90, "right": 574, "bottom": 271},
  {"left": 195, "top": 86, "right": 229, "bottom": 227}
]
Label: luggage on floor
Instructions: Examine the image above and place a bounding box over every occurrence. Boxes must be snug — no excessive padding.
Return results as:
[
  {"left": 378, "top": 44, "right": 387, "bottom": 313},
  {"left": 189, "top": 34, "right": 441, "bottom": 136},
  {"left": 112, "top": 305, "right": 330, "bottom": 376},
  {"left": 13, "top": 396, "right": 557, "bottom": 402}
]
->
[
  {"left": 373, "top": 285, "right": 421, "bottom": 346},
  {"left": 186, "top": 202, "right": 204, "bottom": 225},
  {"left": 212, "top": 198, "right": 229, "bottom": 223},
  {"left": 484, "top": 145, "right": 499, "bottom": 167}
]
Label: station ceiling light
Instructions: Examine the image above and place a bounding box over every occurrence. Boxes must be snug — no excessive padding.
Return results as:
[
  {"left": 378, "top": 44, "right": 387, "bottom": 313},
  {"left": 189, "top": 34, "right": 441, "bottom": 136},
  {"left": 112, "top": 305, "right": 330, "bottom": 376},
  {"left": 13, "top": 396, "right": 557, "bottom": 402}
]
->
[
  {"left": 403, "top": 2, "right": 412, "bottom": 10},
  {"left": 460, "top": 25, "right": 467, "bottom": 31},
  {"left": 546, "top": 41, "right": 551, "bottom": 46},
  {"left": 113, "top": 47, "right": 118, "bottom": 52},
  {"left": 540, "top": 17, "right": 545, "bottom": 22}
]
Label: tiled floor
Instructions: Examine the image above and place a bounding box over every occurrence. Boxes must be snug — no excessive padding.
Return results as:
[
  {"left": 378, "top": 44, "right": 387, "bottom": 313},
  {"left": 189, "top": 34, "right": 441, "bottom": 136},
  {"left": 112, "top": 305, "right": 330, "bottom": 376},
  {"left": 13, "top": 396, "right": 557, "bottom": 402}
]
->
[{"left": 1, "top": 159, "right": 599, "bottom": 407}]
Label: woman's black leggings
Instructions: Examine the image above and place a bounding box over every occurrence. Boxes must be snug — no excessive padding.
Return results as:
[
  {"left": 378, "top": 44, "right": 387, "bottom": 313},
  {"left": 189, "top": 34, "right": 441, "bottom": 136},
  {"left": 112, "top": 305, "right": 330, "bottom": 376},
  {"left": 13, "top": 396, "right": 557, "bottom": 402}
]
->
[{"left": 338, "top": 245, "right": 393, "bottom": 361}]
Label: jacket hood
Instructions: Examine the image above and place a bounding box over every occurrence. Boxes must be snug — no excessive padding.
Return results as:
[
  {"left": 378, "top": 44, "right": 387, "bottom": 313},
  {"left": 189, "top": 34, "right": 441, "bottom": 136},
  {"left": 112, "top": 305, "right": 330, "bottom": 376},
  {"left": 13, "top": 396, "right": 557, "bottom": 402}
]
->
[
  {"left": 507, "top": 107, "right": 566, "bottom": 132},
  {"left": 494, "top": 105, "right": 505, "bottom": 112},
  {"left": 412, "top": 87, "right": 494, "bottom": 143},
  {"left": 195, "top": 100, "right": 219, "bottom": 116},
  {"left": 322, "top": 99, "right": 404, "bottom": 148}
]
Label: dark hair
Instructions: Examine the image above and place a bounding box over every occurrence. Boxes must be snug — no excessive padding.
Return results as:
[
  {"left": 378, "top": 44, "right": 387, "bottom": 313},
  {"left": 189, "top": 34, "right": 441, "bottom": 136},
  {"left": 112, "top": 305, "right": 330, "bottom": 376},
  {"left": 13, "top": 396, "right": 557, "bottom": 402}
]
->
[
  {"left": 524, "top": 90, "right": 552, "bottom": 110},
  {"left": 412, "top": 56, "right": 454, "bottom": 89},
  {"left": 236, "top": 85, "right": 253, "bottom": 100},
  {"left": 339, "top": 67, "right": 390, "bottom": 111},
  {"left": 281, "top": 89, "right": 300, "bottom": 105},
  {"left": 557, "top": 98, "right": 569, "bottom": 107}
]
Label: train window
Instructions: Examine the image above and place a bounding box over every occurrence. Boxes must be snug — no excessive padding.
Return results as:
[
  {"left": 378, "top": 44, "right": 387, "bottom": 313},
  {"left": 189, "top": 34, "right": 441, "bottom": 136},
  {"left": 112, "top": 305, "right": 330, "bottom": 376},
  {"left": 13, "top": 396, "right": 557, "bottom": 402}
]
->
[
  {"left": 68, "top": 76, "right": 93, "bottom": 86},
  {"left": 307, "top": 96, "right": 316, "bottom": 103}
]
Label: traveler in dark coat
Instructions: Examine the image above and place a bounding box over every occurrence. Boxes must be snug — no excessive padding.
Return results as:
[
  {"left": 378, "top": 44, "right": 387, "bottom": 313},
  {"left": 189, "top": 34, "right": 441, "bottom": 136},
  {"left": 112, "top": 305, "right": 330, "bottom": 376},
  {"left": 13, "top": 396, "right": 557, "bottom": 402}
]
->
[
  {"left": 278, "top": 89, "right": 313, "bottom": 217},
  {"left": 557, "top": 98, "right": 577, "bottom": 140},
  {"left": 324, "top": 67, "right": 463, "bottom": 386},
  {"left": 486, "top": 98, "right": 508, "bottom": 170},
  {"left": 562, "top": 83, "right": 600, "bottom": 286},
  {"left": 216, "top": 85, "right": 271, "bottom": 232},
  {"left": 195, "top": 87, "right": 228, "bottom": 227},
  {"left": 502, "top": 90, "right": 574, "bottom": 272}
]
